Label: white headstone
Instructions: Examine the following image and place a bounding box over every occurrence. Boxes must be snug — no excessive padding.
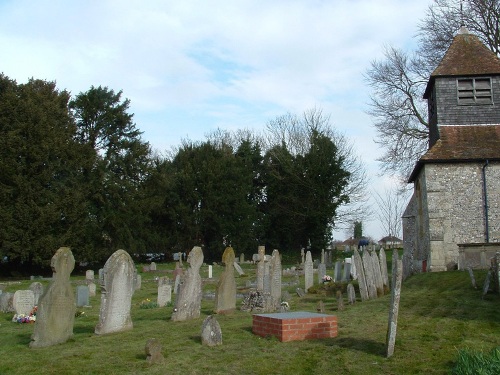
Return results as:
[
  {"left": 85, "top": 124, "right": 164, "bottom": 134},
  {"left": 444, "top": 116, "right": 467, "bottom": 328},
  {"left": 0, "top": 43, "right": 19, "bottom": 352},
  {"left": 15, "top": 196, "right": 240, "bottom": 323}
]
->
[{"left": 13, "top": 290, "right": 35, "bottom": 315}]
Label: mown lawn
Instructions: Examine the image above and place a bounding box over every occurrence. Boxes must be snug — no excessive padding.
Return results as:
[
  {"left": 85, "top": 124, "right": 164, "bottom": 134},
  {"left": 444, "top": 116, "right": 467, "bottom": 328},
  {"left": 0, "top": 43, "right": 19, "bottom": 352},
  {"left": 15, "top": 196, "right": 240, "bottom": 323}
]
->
[{"left": 0, "top": 262, "right": 499, "bottom": 375}]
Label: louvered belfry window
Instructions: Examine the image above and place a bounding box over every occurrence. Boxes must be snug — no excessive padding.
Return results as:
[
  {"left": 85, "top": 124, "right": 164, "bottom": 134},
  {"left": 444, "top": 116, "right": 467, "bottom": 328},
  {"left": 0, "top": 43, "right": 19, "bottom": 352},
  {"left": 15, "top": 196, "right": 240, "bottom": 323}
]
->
[{"left": 457, "top": 78, "right": 492, "bottom": 105}]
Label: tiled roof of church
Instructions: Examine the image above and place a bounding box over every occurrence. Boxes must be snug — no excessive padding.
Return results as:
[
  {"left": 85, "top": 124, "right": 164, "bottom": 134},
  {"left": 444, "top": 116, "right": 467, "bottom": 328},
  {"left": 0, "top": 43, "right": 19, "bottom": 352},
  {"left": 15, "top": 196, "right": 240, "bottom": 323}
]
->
[
  {"left": 424, "top": 27, "right": 500, "bottom": 98},
  {"left": 408, "top": 125, "right": 500, "bottom": 182}
]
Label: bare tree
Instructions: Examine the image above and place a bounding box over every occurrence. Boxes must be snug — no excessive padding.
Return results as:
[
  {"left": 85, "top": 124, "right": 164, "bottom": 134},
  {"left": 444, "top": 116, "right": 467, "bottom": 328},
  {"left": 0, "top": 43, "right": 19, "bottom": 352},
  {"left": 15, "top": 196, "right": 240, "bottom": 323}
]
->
[
  {"left": 366, "top": 0, "right": 500, "bottom": 180},
  {"left": 373, "top": 187, "right": 409, "bottom": 239}
]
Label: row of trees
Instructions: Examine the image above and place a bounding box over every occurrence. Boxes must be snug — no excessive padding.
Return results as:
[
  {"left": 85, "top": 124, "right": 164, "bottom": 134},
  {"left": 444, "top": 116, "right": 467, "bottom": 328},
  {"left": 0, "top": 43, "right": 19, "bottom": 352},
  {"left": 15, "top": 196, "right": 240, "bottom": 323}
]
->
[
  {"left": 366, "top": 0, "right": 500, "bottom": 180},
  {"left": 0, "top": 75, "right": 366, "bottom": 269}
]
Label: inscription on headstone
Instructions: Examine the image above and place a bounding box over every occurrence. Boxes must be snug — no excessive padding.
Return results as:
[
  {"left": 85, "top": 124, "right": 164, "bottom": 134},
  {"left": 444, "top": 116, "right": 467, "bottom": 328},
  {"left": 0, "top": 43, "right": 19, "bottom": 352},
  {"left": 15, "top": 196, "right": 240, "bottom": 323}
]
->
[{"left": 13, "top": 290, "right": 35, "bottom": 316}]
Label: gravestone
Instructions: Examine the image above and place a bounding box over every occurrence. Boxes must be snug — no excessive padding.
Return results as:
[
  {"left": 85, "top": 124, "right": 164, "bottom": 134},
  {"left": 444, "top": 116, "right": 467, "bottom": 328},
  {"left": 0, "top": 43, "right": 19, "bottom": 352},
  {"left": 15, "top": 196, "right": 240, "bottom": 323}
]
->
[
  {"left": 98, "top": 268, "right": 104, "bottom": 281},
  {"left": 256, "top": 246, "right": 266, "bottom": 291},
  {"left": 336, "top": 290, "right": 345, "bottom": 311},
  {"left": 95, "top": 249, "right": 136, "bottom": 335},
  {"left": 296, "top": 288, "right": 305, "bottom": 297},
  {"left": 214, "top": 247, "right": 237, "bottom": 313},
  {"left": 304, "top": 251, "right": 313, "bottom": 292},
  {"left": 353, "top": 249, "right": 369, "bottom": 301},
  {"left": 86, "top": 270, "right": 94, "bottom": 281},
  {"left": 334, "top": 261, "right": 342, "bottom": 282},
  {"left": 362, "top": 250, "right": 377, "bottom": 299},
  {"left": 88, "top": 282, "right": 97, "bottom": 297},
  {"left": 270, "top": 249, "right": 282, "bottom": 309},
  {"left": 157, "top": 280, "right": 172, "bottom": 308},
  {"left": 371, "top": 251, "right": 385, "bottom": 296},
  {"left": 467, "top": 267, "right": 478, "bottom": 289},
  {"left": 29, "top": 282, "right": 44, "bottom": 305},
  {"left": 317, "top": 263, "right": 326, "bottom": 284},
  {"left": 201, "top": 315, "right": 223, "bottom": 346},
  {"left": 347, "top": 283, "right": 356, "bottom": 304},
  {"left": 483, "top": 271, "right": 492, "bottom": 298},
  {"left": 263, "top": 261, "right": 271, "bottom": 293},
  {"left": 134, "top": 273, "right": 142, "bottom": 291},
  {"left": 342, "top": 262, "right": 351, "bottom": 282},
  {"left": 239, "top": 253, "right": 245, "bottom": 263},
  {"left": 172, "top": 246, "right": 203, "bottom": 321},
  {"left": 76, "top": 285, "right": 90, "bottom": 307},
  {"left": 317, "top": 300, "right": 325, "bottom": 313},
  {"left": 386, "top": 250, "right": 403, "bottom": 358},
  {"left": 150, "top": 262, "right": 157, "bottom": 271},
  {"left": 350, "top": 256, "right": 358, "bottom": 280},
  {"left": 379, "top": 248, "right": 390, "bottom": 289},
  {"left": 145, "top": 338, "right": 164, "bottom": 364},
  {"left": 208, "top": 265, "right": 213, "bottom": 279},
  {"left": 0, "top": 292, "right": 14, "bottom": 313},
  {"left": 13, "top": 290, "right": 35, "bottom": 315},
  {"left": 173, "top": 264, "right": 183, "bottom": 293},
  {"left": 233, "top": 262, "right": 245, "bottom": 276},
  {"left": 301, "top": 248, "right": 305, "bottom": 265},
  {"left": 30, "top": 247, "right": 76, "bottom": 348}
]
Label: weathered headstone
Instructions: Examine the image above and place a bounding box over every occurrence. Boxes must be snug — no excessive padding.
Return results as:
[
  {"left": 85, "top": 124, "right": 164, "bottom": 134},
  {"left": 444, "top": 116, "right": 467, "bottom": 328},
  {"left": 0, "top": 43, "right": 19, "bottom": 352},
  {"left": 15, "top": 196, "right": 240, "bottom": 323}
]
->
[
  {"left": 263, "top": 260, "right": 271, "bottom": 293},
  {"left": 353, "top": 249, "right": 369, "bottom": 301},
  {"left": 150, "top": 262, "right": 157, "bottom": 271},
  {"left": 239, "top": 253, "right": 245, "bottom": 263},
  {"left": 342, "top": 262, "right": 351, "bottom": 282},
  {"left": 467, "top": 267, "right": 478, "bottom": 289},
  {"left": 201, "top": 315, "right": 223, "bottom": 346},
  {"left": 134, "top": 273, "right": 142, "bottom": 291},
  {"left": 145, "top": 338, "right": 164, "bottom": 365},
  {"left": 379, "top": 248, "right": 390, "bottom": 290},
  {"left": 304, "top": 251, "right": 314, "bottom": 292},
  {"left": 256, "top": 246, "right": 266, "bottom": 291},
  {"left": 347, "top": 283, "right": 356, "bottom": 304},
  {"left": 173, "top": 263, "right": 183, "bottom": 294},
  {"left": 157, "top": 279, "right": 172, "bottom": 308},
  {"left": 270, "top": 249, "right": 282, "bottom": 309},
  {"left": 30, "top": 247, "right": 76, "bottom": 348},
  {"left": 334, "top": 261, "right": 342, "bottom": 282},
  {"left": 95, "top": 249, "right": 136, "bottom": 335},
  {"left": 317, "top": 300, "right": 325, "bottom": 313},
  {"left": 88, "top": 282, "right": 97, "bottom": 297},
  {"left": 29, "top": 282, "right": 44, "bottom": 305},
  {"left": 208, "top": 265, "right": 213, "bottom": 279},
  {"left": 336, "top": 290, "right": 345, "bottom": 311},
  {"left": 386, "top": 250, "right": 403, "bottom": 358},
  {"left": 317, "top": 263, "right": 327, "bottom": 284},
  {"left": 363, "top": 250, "right": 377, "bottom": 299},
  {"left": 214, "top": 247, "right": 236, "bottom": 313},
  {"left": 483, "top": 270, "right": 492, "bottom": 298},
  {"left": 371, "top": 251, "right": 385, "bottom": 296},
  {"left": 233, "top": 262, "right": 245, "bottom": 276},
  {"left": 0, "top": 292, "right": 14, "bottom": 313},
  {"left": 85, "top": 270, "right": 94, "bottom": 281},
  {"left": 172, "top": 246, "right": 203, "bottom": 321},
  {"left": 76, "top": 285, "right": 90, "bottom": 307},
  {"left": 301, "top": 248, "right": 305, "bottom": 265},
  {"left": 13, "top": 290, "right": 35, "bottom": 315}
]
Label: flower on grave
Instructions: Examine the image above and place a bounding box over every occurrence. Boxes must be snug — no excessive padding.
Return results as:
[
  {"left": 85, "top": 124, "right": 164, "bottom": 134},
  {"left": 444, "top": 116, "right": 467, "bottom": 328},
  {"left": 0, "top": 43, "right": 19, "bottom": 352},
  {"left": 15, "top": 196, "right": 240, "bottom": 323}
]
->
[
  {"left": 12, "top": 305, "right": 38, "bottom": 323},
  {"left": 75, "top": 310, "right": 85, "bottom": 318},
  {"left": 139, "top": 298, "right": 159, "bottom": 309},
  {"left": 322, "top": 275, "right": 333, "bottom": 283}
]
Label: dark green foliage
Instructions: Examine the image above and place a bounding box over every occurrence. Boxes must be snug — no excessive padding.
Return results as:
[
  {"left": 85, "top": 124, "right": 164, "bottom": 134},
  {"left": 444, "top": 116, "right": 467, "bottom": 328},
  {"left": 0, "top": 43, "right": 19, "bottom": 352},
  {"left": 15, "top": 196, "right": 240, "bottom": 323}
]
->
[
  {"left": 354, "top": 220, "right": 363, "bottom": 239},
  {"left": 0, "top": 75, "right": 87, "bottom": 267}
]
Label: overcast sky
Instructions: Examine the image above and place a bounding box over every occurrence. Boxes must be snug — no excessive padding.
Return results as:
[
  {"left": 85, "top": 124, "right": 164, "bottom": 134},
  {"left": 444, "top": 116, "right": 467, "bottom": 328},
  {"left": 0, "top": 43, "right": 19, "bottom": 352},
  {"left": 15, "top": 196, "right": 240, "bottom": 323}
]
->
[{"left": 0, "top": 0, "right": 432, "bottom": 241}]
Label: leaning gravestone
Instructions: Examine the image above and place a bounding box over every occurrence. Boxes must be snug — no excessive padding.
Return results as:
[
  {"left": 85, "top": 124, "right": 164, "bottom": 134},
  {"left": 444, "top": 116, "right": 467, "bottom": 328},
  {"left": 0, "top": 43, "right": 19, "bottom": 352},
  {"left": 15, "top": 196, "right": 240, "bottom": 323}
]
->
[
  {"left": 30, "top": 247, "right": 76, "bottom": 348},
  {"left": 386, "top": 250, "right": 403, "bottom": 358},
  {"left": 379, "top": 248, "right": 390, "bottom": 290},
  {"left": 13, "top": 290, "right": 35, "bottom": 316},
  {"left": 76, "top": 285, "right": 90, "bottom": 307},
  {"left": 233, "top": 262, "right": 245, "bottom": 276},
  {"left": 353, "top": 249, "right": 369, "bottom": 302},
  {"left": 172, "top": 246, "right": 203, "bottom": 321},
  {"left": 371, "top": 251, "right": 385, "bottom": 296},
  {"left": 304, "top": 251, "right": 314, "bottom": 292},
  {"left": 95, "top": 249, "right": 136, "bottom": 335},
  {"left": 363, "top": 250, "right": 377, "bottom": 299},
  {"left": 201, "top": 315, "right": 223, "bottom": 346},
  {"left": 215, "top": 247, "right": 237, "bottom": 313},
  {"left": 29, "top": 282, "right": 44, "bottom": 305}
]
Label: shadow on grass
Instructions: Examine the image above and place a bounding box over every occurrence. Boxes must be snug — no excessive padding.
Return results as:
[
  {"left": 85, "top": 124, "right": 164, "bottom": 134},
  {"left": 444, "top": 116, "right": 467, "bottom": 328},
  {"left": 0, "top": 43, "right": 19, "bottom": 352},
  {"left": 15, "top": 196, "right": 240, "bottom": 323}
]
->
[
  {"left": 189, "top": 335, "right": 202, "bottom": 344},
  {"left": 329, "top": 337, "right": 386, "bottom": 357},
  {"left": 15, "top": 333, "right": 32, "bottom": 346}
]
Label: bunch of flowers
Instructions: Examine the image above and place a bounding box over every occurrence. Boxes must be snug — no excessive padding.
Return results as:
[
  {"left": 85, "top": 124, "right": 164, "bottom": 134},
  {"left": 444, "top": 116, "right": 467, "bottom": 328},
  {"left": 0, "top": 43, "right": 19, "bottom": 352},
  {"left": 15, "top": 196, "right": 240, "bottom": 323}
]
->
[
  {"left": 322, "top": 275, "right": 333, "bottom": 283},
  {"left": 139, "top": 298, "right": 159, "bottom": 309},
  {"left": 12, "top": 306, "right": 37, "bottom": 323},
  {"left": 75, "top": 310, "right": 85, "bottom": 318}
]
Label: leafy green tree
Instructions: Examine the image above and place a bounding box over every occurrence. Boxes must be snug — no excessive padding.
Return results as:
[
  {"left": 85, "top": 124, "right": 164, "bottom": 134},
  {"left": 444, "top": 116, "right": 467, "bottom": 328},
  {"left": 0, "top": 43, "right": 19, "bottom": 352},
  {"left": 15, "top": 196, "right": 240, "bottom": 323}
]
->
[
  {"left": 0, "top": 75, "right": 87, "bottom": 268},
  {"left": 354, "top": 221, "right": 363, "bottom": 239},
  {"left": 69, "top": 86, "right": 152, "bottom": 261},
  {"left": 263, "top": 111, "right": 351, "bottom": 255}
]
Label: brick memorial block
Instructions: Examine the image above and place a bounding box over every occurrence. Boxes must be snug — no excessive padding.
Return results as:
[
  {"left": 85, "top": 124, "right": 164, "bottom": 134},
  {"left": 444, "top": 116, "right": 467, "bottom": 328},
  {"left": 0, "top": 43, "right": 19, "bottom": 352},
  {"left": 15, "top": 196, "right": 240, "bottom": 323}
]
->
[{"left": 252, "top": 311, "right": 337, "bottom": 342}]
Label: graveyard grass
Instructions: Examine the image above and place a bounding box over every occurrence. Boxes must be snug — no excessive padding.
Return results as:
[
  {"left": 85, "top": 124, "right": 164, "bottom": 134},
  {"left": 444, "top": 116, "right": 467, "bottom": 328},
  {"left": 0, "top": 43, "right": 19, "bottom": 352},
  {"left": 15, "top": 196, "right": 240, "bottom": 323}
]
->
[{"left": 1, "top": 262, "right": 500, "bottom": 375}]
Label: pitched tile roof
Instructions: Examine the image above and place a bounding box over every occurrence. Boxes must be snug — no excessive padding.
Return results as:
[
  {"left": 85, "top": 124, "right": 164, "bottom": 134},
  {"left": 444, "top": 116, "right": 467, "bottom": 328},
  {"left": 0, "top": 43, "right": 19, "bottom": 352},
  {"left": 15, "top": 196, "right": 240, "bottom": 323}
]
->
[
  {"left": 408, "top": 125, "right": 500, "bottom": 182},
  {"left": 424, "top": 27, "right": 500, "bottom": 98}
]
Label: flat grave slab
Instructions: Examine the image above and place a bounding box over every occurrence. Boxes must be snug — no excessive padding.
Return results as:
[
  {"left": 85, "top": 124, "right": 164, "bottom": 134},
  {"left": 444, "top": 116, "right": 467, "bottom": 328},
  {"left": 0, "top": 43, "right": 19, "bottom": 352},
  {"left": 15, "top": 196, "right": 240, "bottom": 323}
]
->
[{"left": 252, "top": 311, "right": 337, "bottom": 342}]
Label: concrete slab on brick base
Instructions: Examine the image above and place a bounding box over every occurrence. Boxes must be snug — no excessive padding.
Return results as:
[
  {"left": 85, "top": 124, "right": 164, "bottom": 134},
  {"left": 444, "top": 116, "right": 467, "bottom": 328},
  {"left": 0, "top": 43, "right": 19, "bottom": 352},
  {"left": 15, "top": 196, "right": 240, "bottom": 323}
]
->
[{"left": 252, "top": 311, "right": 337, "bottom": 342}]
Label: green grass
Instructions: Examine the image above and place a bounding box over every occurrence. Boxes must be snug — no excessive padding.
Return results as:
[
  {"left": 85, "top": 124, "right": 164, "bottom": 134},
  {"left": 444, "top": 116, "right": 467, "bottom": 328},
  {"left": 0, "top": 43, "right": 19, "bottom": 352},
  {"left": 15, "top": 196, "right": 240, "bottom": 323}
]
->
[{"left": 0, "top": 264, "right": 499, "bottom": 375}]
